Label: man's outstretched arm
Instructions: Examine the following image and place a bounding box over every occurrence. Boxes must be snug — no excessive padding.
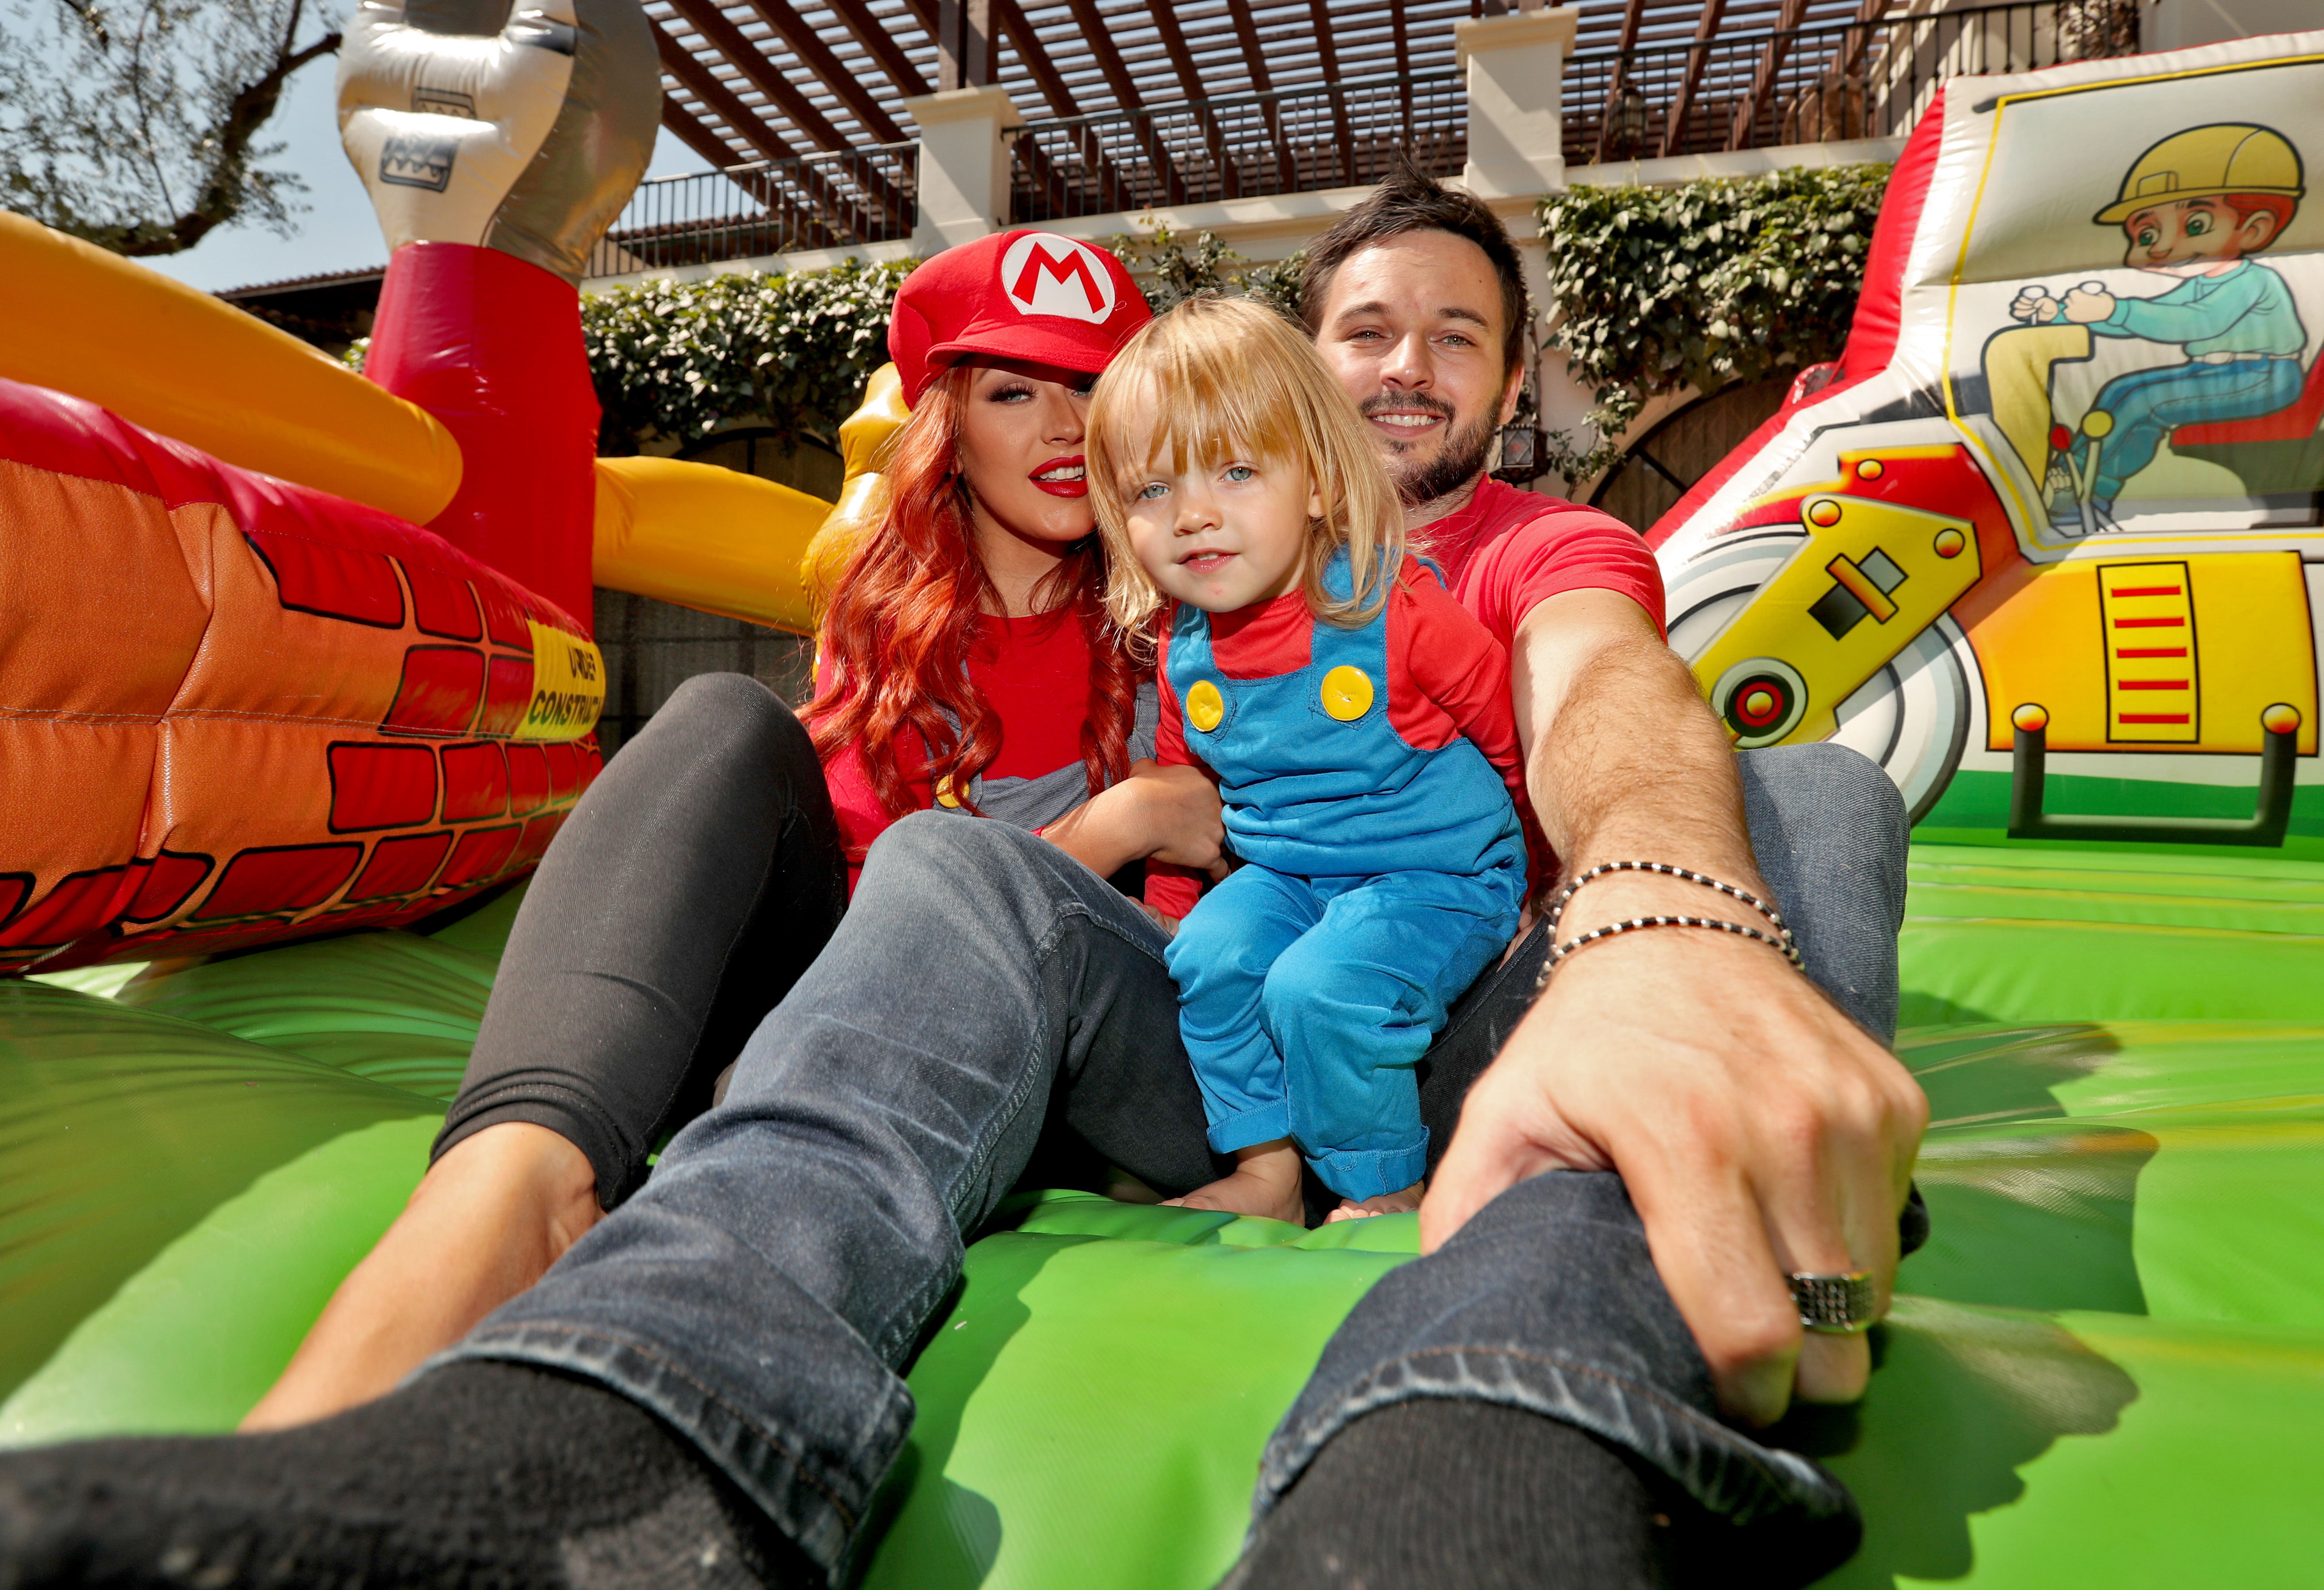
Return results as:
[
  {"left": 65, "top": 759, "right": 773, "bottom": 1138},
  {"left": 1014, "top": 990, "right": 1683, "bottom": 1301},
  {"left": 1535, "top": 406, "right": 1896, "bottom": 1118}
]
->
[{"left": 1421, "top": 587, "right": 1928, "bottom": 1426}]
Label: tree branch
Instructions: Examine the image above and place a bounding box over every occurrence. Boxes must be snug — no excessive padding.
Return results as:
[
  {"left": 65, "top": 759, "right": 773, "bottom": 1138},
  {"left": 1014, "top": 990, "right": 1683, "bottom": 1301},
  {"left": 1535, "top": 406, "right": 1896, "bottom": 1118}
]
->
[{"left": 115, "top": 24, "right": 341, "bottom": 256}]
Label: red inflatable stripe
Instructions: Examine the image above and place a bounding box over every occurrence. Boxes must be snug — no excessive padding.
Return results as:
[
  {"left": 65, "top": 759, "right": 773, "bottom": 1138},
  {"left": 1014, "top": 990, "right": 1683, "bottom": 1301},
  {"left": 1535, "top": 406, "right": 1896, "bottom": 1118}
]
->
[
  {"left": 0, "top": 868, "right": 125, "bottom": 948},
  {"left": 329, "top": 743, "right": 441, "bottom": 831},
  {"left": 125, "top": 852, "right": 213, "bottom": 923},
  {"left": 442, "top": 742, "right": 512, "bottom": 822},
  {"left": 366, "top": 243, "right": 599, "bottom": 634},
  {"left": 0, "top": 874, "right": 28, "bottom": 927},
  {"left": 346, "top": 831, "right": 454, "bottom": 902},
  {"left": 544, "top": 742, "right": 579, "bottom": 801},
  {"left": 511, "top": 811, "right": 566, "bottom": 869},
  {"left": 506, "top": 743, "right": 551, "bottom": 815},
  {"left": 246, "top": 531, "right": 406, "bottom": 628},
  {"left": 406, "top": 564, "right": 484, "bottom": 640},
  {"left": 440, "top": 825, "right": 520, "bottom": 889},
  {"left": 385, "top": 646, "right": 486, "bottom": 734},
  {"left": 194, "top": 843, "right": 362, "bottom": 920},
  {"left": 478, "top": 654, "right": 535, "bottom": 736}
]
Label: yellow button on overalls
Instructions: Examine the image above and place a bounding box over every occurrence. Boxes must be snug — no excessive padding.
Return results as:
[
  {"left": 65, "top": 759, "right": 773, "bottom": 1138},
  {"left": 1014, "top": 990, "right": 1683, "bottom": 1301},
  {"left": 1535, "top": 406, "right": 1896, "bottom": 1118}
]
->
[{"left": 1319, "top": 665, "right": 1374, "bottom": 721}]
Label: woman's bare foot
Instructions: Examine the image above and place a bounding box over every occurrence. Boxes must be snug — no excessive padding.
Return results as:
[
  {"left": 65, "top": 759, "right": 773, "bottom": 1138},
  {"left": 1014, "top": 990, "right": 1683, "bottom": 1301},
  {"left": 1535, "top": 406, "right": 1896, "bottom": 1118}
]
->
[
  {"left": 1324, "top": 1180, "right": 1425, "bottom": 1223},
  {"left": 1162, "top": 1139, "right": 1304, "bottom": 1225},
  {"left": 238, "top": 1122, "right": 602, "bottom": 1431}
]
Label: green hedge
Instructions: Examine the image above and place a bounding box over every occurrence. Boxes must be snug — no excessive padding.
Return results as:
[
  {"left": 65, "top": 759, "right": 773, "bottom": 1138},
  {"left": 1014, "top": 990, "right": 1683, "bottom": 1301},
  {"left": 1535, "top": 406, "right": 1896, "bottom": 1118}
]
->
[
  {"left": 581, "top": 257, "right": 913, "bottom": 456},
  {"left": 1537, "top": 164, "right": 1891, "bottom": 484}
]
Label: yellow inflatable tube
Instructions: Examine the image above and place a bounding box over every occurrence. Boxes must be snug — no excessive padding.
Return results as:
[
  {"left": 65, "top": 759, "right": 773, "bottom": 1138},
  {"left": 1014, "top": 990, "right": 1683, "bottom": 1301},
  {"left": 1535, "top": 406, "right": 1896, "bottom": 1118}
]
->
[
  {"left": 0, "top": 211, "right": 462, "bottom": 526},
  {"left": 594, "top": 364, "right": 910, "bottom": 637},
  {"left": 592, "top": 457, "right": 833, "bottom": 634}
]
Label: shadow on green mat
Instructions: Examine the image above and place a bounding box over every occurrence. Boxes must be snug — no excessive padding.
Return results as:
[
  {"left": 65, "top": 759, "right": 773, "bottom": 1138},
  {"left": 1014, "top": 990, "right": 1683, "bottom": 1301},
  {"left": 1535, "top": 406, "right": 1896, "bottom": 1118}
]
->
[
  {"left": 1899, "top": 1025, "right": 2159, "bottom": 1316},
  {"left": 1801, "top": 1301, "right": 2139, "bottom": 1588}
]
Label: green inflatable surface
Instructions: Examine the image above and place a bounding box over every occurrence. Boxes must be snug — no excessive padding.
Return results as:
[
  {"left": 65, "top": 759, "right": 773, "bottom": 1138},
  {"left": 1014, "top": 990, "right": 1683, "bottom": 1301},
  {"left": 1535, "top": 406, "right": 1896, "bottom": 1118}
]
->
[{"left": 6, "top": 848, "right": 2324, "bottom": 1586}]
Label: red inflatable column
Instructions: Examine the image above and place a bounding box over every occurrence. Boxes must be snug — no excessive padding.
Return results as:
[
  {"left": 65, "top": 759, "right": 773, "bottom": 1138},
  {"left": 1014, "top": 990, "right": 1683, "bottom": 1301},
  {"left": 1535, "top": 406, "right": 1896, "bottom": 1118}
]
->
[{"left": 366, "top": 241, "right": 601, "bottom": 635}]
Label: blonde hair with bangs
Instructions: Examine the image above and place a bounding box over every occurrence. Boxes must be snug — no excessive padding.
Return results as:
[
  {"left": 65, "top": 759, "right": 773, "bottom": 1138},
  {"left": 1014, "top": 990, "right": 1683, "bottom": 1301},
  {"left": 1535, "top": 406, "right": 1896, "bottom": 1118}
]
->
[{"left": 1089, "top": 295, "right": 1407, "bottom": 634}]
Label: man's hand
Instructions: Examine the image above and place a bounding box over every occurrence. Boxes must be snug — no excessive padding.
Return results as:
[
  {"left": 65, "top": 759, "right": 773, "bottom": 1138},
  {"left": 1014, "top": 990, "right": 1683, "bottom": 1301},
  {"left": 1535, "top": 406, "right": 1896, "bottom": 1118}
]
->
[
  {"left": 1424, "top": 902, "right": 1926, "bottom": 1422},
  {"left": 1432, "top": 587, "right": 1928, "bottom": 1425}
]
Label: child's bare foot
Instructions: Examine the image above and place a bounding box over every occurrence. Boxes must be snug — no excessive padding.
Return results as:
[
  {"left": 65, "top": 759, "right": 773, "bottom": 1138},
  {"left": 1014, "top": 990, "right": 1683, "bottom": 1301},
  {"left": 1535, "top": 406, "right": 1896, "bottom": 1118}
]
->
[
  {"left": 1324, "top": 1180, "right": 1424, "bottom": 1223},
  {"left": 1162, "top": 1139, "right": 1304, "bottom": 1225}
]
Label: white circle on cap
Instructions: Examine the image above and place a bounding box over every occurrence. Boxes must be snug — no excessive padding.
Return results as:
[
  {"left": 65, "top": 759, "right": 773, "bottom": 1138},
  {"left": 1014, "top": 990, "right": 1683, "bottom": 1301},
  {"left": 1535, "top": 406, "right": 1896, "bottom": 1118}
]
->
[{"left": 1001, "top": 233, "right": 1119, "bottom": 325}]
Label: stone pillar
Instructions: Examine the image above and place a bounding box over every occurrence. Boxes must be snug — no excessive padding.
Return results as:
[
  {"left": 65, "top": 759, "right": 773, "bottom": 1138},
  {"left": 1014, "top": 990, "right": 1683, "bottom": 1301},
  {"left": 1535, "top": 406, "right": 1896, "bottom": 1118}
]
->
[
  {"left": 903, "top": 85, "right": 1022, "bottom": 250},
  {"left": 1455, "top": 7, "right": 1578, "bottom": 200}
]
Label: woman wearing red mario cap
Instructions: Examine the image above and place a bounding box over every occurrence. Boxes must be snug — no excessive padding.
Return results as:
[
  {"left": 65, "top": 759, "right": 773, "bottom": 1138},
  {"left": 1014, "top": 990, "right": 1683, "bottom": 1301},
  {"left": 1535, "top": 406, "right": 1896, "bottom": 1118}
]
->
[{"left": 231, "top": 230, "right": 1224, "bottom": 1429}]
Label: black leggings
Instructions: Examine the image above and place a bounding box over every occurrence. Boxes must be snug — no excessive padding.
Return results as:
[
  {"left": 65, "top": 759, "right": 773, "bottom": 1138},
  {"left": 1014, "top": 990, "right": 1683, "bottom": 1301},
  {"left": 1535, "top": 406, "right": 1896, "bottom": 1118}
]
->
[
  {"left": 431, "top": 670, "right": 1549, "bottom": 1212},
  {"left": 432, "top": 673, "right": 849, "bottom": 1208}
]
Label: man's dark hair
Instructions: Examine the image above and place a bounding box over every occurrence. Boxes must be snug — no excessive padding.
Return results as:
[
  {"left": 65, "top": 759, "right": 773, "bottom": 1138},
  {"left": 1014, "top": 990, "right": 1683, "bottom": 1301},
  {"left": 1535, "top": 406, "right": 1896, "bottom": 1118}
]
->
[{"left": 1299, "top": 157, "right": 1531, "bottom": 379}]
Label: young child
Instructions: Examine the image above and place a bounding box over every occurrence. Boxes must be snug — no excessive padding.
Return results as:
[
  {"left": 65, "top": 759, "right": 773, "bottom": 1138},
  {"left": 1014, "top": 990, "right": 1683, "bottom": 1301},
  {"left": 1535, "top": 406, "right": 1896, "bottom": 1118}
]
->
[{"left": 1087, "top": 296, "right": 1529, "bottom": 1224}]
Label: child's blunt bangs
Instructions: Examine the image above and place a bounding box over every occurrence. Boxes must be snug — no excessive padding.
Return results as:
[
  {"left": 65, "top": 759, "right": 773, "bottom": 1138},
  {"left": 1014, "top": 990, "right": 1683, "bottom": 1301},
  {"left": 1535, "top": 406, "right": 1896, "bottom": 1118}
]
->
[{"left": 1089, "top": 296, "right": 1406, "bottom": 633}]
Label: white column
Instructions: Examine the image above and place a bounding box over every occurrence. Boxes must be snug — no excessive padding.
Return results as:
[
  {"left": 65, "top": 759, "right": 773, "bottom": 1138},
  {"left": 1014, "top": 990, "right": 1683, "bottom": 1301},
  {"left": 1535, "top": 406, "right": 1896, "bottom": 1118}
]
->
[
  {"left": 902, "top": 85, "right": 1023, "bottom": 249},
  {"left": 1455, "top": 7, "right": 1579, "bottom": 200}
]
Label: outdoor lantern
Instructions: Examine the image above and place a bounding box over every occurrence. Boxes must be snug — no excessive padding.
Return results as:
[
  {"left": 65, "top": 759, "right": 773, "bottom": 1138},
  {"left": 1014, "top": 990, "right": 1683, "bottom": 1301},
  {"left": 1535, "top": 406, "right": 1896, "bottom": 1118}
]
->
[
  {"left": 1609, "top": 85, "right": 1648, "bottom": 152},
  {"left": 1493, "top": 421, "right": 1544, "bottom": 482}
]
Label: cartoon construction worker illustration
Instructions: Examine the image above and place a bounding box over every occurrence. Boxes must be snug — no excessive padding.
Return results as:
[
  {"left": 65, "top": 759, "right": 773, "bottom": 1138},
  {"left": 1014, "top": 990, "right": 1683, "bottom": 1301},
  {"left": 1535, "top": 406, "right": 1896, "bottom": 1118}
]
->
[{"left": 2011, "top": 123, "right": 2307, "bottom": 532}]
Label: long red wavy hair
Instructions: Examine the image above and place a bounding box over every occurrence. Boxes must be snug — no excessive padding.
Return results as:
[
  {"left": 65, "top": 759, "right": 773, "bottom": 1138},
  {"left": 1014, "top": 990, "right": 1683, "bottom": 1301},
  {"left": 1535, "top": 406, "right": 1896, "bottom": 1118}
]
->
[{"left": 807, "top": 363, "right": 1144, "bottom": 832}]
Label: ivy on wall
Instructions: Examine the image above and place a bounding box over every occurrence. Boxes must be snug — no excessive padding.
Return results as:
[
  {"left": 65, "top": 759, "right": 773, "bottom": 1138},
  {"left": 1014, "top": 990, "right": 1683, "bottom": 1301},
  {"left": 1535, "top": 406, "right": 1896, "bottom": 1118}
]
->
[
  {"left": 1108, "top": 226, "right": 1306, "bottom": 319},
  {"left": 581, "top": 257, "right": 914, "bottom": 456},
  {"left": 1537, "top": 163, "right": 1891, "bottom": 485}
]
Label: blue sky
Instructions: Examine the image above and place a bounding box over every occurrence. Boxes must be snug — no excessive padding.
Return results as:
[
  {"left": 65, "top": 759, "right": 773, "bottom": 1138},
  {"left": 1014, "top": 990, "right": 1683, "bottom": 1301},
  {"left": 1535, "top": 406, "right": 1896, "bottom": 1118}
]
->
[{"left": 142, "top": 54, "right": 714, "bottom": 293}]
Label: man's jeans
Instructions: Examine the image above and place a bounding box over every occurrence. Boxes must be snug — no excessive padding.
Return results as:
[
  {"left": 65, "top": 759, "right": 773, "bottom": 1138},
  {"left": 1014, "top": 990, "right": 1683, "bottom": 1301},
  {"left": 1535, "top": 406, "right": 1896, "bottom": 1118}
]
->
[{"left": 440, "top": 742, "right": 1909, "bottom": 1576}]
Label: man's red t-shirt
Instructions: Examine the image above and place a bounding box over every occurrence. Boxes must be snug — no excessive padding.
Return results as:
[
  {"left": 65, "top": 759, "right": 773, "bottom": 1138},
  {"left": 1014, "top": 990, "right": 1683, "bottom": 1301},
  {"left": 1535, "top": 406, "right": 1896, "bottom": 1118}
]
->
[{"left": 1423, "top": 478, "right": 1664, "bottom": 650}]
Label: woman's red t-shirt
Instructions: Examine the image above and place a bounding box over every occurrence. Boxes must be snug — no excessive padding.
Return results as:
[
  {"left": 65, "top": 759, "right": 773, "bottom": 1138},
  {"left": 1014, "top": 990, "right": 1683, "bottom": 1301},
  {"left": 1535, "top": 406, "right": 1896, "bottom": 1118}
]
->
[{"left": 812, "top": 609, "right": 1097, "bottom": 892}]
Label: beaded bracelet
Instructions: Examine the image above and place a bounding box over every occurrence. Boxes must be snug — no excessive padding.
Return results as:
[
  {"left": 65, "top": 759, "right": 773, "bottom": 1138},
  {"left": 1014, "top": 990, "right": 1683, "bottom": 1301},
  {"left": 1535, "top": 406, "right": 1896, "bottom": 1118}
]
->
[
  {"left": 1547, "top": 860, "right": 1793, "bottom": 943},
  {"left": 1534, "top": 862, "right": 1805, "bottom": 993},
  {"left": 1536, "top": 914, "right": 1803, "bottom": 992}
]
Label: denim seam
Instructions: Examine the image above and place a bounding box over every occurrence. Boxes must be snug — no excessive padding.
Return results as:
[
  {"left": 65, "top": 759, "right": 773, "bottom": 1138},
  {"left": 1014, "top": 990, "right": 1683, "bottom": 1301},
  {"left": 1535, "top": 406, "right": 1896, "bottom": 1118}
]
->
[
  {"left": 1261, "top": 1342, "right": 1845, "bottom": 1526},
  {"left": 452, "top": 1320, "right": 862, "bottom": 1528}
]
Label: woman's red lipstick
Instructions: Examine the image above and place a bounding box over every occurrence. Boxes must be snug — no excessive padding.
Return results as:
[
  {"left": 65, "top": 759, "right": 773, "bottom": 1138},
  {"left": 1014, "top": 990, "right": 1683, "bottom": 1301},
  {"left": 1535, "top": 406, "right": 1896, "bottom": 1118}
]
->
[{"left": 1029, "top": 455, "right": 1088, "bottom": 498}]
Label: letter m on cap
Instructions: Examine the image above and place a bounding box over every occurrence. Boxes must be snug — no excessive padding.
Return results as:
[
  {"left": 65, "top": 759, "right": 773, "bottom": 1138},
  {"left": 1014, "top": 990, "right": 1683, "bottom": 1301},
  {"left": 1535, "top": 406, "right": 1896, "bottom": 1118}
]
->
[{"left": 1002, "top": 233, "right": 1117, "bottom": 325}]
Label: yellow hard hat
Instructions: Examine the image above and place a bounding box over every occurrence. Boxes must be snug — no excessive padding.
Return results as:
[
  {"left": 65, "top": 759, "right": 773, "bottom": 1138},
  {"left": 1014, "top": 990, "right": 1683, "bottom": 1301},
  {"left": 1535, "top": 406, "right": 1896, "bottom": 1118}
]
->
[{"left": 2095, "top": 123, "right": 2305, "bottom": 224}]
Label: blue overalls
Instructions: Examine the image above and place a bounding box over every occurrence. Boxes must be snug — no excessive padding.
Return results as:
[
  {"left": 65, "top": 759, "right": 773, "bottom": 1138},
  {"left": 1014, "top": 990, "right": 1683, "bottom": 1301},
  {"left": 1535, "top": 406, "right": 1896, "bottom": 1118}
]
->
[{"left": 1162, "top": 552, "right": 1527, "bottom": 1201}]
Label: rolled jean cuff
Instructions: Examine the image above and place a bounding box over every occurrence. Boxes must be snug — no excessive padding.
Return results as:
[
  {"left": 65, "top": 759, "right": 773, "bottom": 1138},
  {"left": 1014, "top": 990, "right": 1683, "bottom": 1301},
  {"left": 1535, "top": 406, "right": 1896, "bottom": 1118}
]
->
[
  {"left": 1252, "top": 1171, "right": 1855, "bottom": 1533},
  {"left": 426, "top": 1238, "right": 918, "bottom": 1580},
  {"left": 1306, "top": 1141, "right": 1427, "bottom": 1204},
  {"left": 1207, "top": 1101, "right": 1291, "bottom": 1155}
]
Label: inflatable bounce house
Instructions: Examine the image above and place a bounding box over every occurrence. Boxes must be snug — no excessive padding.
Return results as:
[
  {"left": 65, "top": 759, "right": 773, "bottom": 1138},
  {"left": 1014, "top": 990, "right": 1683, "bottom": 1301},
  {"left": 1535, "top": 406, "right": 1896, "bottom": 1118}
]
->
[{"left": 4, "top": 1, "right": 2323, "bottom": 1582}]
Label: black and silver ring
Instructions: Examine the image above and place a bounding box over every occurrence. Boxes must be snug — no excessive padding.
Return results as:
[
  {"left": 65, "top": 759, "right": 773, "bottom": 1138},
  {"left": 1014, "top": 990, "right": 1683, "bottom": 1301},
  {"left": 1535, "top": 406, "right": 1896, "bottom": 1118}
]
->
[{"left": 1788, "top": 1271, "right": 1877, "bottom": 1334}]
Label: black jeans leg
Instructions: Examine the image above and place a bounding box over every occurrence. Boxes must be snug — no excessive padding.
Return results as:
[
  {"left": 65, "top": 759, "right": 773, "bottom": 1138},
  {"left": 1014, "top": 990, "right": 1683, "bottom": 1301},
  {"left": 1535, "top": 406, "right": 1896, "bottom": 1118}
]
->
[{"left": 432, "top": 673, "right": 848, "bottom": 1208}]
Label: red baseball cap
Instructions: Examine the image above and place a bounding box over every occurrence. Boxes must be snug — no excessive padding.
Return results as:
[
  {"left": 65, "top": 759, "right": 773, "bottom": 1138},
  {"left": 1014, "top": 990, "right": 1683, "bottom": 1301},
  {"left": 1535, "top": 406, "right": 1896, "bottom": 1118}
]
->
[{"left": 888, "top": 229, "right": 1151, "bottom": 405}]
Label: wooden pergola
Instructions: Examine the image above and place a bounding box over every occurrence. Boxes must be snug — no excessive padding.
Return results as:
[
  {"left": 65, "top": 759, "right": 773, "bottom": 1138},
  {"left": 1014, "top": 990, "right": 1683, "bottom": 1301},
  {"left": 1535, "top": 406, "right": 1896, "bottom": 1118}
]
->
[{"left": 649, "top": 0, "right": 1903, "bottom": 170}]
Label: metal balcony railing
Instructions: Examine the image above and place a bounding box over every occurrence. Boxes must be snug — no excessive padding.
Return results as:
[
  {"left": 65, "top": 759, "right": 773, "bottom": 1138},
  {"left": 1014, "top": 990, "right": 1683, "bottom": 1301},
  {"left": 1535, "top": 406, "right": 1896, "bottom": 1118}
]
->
[
  {"left": 1563, "top": 0, "right": 2141, "bottom": 164},
  {"left": 585, "top": 141, "right": 918, "bottom": 279},
  {"left": 1007, "top": 72, "right": 1466, "bottom": 224},
  {"left": 584, "top": 0, "right": 2143, "bottom": 280}
]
